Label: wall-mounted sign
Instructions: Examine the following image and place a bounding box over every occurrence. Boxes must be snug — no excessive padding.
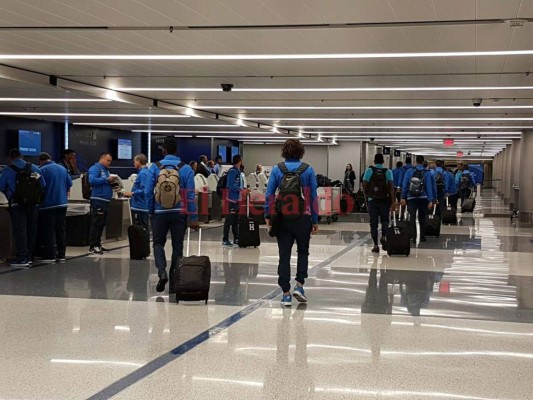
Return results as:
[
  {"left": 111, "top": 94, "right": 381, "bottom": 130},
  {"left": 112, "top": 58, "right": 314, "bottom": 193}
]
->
[
  {"left": 394, "top": 149, "right": 401, "bottom": 157},
  {"left": 383, "top": 147, "right": 391, "bottom": 155},
  {"left": 444, "top": 138, "right": 454, "bottom": 146}
]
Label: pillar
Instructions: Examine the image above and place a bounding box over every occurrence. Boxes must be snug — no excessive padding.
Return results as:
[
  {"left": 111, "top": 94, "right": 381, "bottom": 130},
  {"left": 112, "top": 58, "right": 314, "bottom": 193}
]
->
[
  {"left": 519, "top": 131, "right": 533, "bottom": 223},
  {"left": 509, "top": 139, "right": 522, "bottom": 210}
]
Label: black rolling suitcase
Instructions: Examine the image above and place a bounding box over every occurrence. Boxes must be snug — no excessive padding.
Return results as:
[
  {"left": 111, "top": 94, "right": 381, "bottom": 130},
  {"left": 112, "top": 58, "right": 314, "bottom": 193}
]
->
[
  {"left": 128, "top": 202, "right": 150, "bottom": 260},
  {"left": 461, "top": 194, "right": 476, "bottom": 213},
  {"left": 174, "top": 228, "right": 211, "bottom": 304},
  {"left": 387, "top": 211, "right": 410, "bottom": 257},
  {"left": 442, "top": 197, "right": 458, "bottom": 225},
  {"left": 396, "top": 205, "right": 414, "bottom": 239},
  {"left": 239, "top": 195, "right": 261, "bottom": 248},
  {"left": 425, "top": 205, "right": 441, "bottom": 237}
]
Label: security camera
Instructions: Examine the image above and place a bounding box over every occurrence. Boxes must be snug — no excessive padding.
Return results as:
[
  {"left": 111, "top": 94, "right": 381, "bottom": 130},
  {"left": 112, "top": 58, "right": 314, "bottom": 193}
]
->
[
  {"left": 221, "top": 83, "right": 234, "bottom": 92},
  {"left": 472, "top": 99, "right": 482, "bottom": 107},
  {"left": 370, "top": 138, "right": 375, "bottom": 142}
]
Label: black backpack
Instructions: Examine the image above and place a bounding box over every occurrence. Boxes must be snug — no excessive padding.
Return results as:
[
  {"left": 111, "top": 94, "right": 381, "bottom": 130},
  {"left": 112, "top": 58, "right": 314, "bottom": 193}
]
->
[
  {"left": 10, "top": 162, "right": 44, "bottom": 206},
  {"left": 365, "top": 166, "right": 389, "bottom": 199},
  {"left": 435, "top": 171, "right": 445, "bottom": 194},
  {"left": 81, "top": 173, "right": 91, "bottom": 200},
  {"left": 275, "top": 162, "right": 309, "bottom": 219},
  {"left": 408, "top": 169, "right": 426, "bottom": 197},
  {"left": 216, "top": 172, "right": 228, "bottom": 198},
  {"left": 460, "top": 174, "right": 470, "bottom": 190}
]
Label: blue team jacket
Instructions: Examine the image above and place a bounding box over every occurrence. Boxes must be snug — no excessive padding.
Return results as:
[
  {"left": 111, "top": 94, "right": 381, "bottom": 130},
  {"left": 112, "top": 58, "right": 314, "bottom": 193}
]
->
[
  {"left": 264, "top": 159, "right": 318, "bottom": 224},
  {"left": 0, "top": 159, "right": 46, "bottom": 206},
  {"left": 225, "top": 166, "right": 242, "bottom": 204},
  {"left": 39, "top": 161, "right": 72, "bottom": 210},
  {"left": 401, "top": 165, "right": 436, "bottom": 202},
  {"left": 144, "top": 155, "right": 197, "bottom": 221},
  {"left": 88, "top": 162, "right": 113, "bottom": 202},
  {"left": 130, "top": 166, "right": 150, "bottom": 213}
]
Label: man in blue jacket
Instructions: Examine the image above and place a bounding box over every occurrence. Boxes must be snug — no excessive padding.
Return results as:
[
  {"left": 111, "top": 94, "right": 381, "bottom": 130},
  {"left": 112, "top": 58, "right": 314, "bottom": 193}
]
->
[
  {"left": 455, "top": 163, "right": 476, "bottom": 206},
  {"left": 124, "top": 153, "right": 150, "bottom": 230},
  {"left": 0, "top": 148, "right": 46, "bottom": 267},
  {"left": 88, "top": 152, "right": 116, "bottom": 255},
  {"left": 392, "top": 161, "right": 404, "bottom": 202},
  {"left": 433, "top": 160, "right": 447, "bottom": 216},
  {"left": 401, "top": 155, "right": 436, "bottom": 243},
  {"left": 37, "top": 152, "right": 72, "bottom": 263},
  {"left": 222, "top": 155, "right": 244, "bottom": 248},
  {"left": 265, "top": 139, "right": 319, "bottom": 307},
  {"left": 144, "top": 137, "right": 199, "bottom": 293},
  {"left": 445, "top": 167, "right": 459, "bottom": 209}
]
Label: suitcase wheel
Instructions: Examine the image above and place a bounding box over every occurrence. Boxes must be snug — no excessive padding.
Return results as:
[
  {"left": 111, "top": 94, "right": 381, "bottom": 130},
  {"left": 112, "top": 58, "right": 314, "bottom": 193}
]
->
[
  {"left": 332, "top": 215, "right": 339, "bottom": 222},
  {"left": 327, "top": 217, "right": 332, "bottom": 224}
]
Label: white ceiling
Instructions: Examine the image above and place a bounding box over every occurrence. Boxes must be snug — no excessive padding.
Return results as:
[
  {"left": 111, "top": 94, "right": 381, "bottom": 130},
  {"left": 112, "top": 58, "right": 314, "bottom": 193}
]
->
[{"left": 0, "top": 0, "right": 532, "bottom": 158}]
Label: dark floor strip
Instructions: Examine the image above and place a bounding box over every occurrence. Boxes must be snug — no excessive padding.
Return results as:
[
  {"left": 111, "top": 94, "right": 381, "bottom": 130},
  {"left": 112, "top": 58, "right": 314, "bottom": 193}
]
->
[{"left": 87, "top": 233, "right": 372, "bottom": 400}]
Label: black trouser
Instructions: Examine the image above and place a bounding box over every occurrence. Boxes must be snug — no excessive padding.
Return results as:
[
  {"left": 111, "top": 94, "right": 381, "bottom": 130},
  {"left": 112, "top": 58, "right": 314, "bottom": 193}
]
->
[
  {"left": 39, "top": 207, "right": 67, "bottom": 259},
  {"left": 276, "top": 215, "right": 312, "bottom": 293},
  {"left": 437, "top": 193, "right": 446, "bottom": 216},
  {"left": 407, "top": 198, "right": 429, "bottom": 241},
  {"left": 89, "top": 200, "right": 109, "bottom": 248},
  {"left": 9, "top": 205, "right": 38, "bottom": 261},
  {"left": 448, "top": 193, "right": 459, "bottom": 209},
  {"left": 151, "top": 213, "right": 188, "bottom": 278},
  {"left": 459, "top": 188, "right": 472, "bottom": 205},
  {"left": 367, "top": 199, "right": 390, "bottom": 246},
  {"left": 223, "top": 202, "right": 240, "bottom": 242}
]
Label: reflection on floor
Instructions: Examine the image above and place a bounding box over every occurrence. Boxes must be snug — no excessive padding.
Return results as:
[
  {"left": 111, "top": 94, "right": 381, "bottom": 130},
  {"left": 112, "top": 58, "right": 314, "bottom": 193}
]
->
[{"left": 0, "top": 189, "right": 531, "bottom": 399}]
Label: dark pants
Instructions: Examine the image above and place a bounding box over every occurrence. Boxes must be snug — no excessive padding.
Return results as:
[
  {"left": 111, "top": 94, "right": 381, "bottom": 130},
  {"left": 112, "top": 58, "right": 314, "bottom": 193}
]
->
[
  {"left": 39, "top": 207, "right": 67, "bottom": 259},
  {"left": 459, "top": 188, "right": 472, "bottom": 205},
  {"left": 407, "top": 198, "right": 429, "bottom": 241},
  {"left": 448, "top": 193, "right": 459, "bottom": 209},
  {"left": 223, "top": 202, "right": 240, "bottom": 242},
  {"left": 367, "top": 199, "right": 390, "bottom": 245},
  {"left": 89, "top": 200, "right": 109, "bottom": 248},
  {"left": 151, "top": 213, "right": 188, "bottom": 278},
  {"left": 131, "top": 211, "right": 149, "bottom": 231},
  {"left": 276, "top": 216, "right": 312, "bottom": 293},
  {"left": 437, "top": 193, "right": 446, "bottom": 216},
  {"left": 10, "top": 205, "right": 38, "bottom": 261}
]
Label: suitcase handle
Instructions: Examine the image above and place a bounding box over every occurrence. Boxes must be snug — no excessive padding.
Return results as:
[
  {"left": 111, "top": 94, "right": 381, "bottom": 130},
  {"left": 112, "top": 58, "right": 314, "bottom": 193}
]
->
[{"left": 185, "top": 227, "right": 202, "bottom": 257}]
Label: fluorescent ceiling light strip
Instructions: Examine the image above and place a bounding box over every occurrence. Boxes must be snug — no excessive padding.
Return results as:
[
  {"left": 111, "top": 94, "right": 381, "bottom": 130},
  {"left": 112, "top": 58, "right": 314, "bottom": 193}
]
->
[
  {"left": 119, "top": 86, "right": 533, "bottom": 92},
  {"left": 0, "top": 112, "right": 189, "bottom": 118},
  {"left": 279, "top": 125, "right": 533, "bottom": 129},
  {"left": 199, "top": 105, "right": 533, "bottom": 110},
  {"left": 0, "top": 98, "right": 111, "bottom": 102},
  {"left": 74, "top": 123, "right": 239, "bottom": 127},
  {"left": 196, "top": 136, "right": 292, "bottom": 139},
  {"left": 133, "top": 130, "right": 265, "bottom": 134},
  {"left": 305, "top": 131, "right": 521, "bottom": 135},
  {"left": 4, "top": 50, "right": 533, "bottom": 61},
  {"left": 252, "top": 117, "right": 533, "bottom": 121}
]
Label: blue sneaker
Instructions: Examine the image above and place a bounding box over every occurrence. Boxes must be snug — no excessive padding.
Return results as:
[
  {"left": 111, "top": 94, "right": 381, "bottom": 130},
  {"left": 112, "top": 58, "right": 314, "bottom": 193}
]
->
[
  {"left": 293, "top": 285, "right": 307, "bottom": 303},
  {"left": 281, "top": 294, "right": 292, "bottom": 307},
  {"left": 222, "top": 240, "right": 234, "bottom": 248}
]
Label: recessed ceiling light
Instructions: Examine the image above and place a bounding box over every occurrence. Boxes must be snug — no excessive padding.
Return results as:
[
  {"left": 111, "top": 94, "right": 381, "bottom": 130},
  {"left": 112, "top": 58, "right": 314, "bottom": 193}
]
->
[{"left": 5, "top": 50, "right": 533, "bottom": 60}]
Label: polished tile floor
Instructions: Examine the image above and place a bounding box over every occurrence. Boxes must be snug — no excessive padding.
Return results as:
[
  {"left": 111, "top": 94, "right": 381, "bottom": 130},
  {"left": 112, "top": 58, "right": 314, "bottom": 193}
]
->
[{"left": 1, "top": 190, "right": 532, "bottom": 399}]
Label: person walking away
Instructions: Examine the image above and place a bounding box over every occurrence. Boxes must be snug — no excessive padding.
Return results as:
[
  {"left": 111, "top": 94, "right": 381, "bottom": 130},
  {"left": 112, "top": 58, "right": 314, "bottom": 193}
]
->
[
  {"left": 88, "top": 153, "right": 116, "bottom": 255},
  {"left": 455, "top": 163, "right": 476, "bottom": 206},
  {"left": 222, "top": 155, "right": 245, "bottom": 248},
  {"left": 362, "top": 154, "right": 396, "bottom": 253},
  {"left": 264, "top": 139, "right": 319, "bottom": 307},
  {"left": 401, "top": 155, "right": 436, "bottom": 243},
  {"left": 445, "top": 167, "right": 459, "bottom": 209},
  {"left": 144, "top": 137, "right": 199, "bottom": 293},
  {"left": 0, "top": 148, "right": 46, "bottom": 267},
  {"left": 37, "top": 152, "right": 72, "bottom": 263},
  {"left": 433, "top": 160, "right": 447, "bottom": 216},
  {"left": 392, "top": 161, "right": 404, "bottom": 202},
  {"left": 124, "top": 153, "right": 150, "bottom": 230}
]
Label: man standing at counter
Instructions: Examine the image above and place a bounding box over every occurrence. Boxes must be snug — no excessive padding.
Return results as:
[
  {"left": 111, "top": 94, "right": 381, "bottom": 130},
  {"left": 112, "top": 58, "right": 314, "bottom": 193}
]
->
[
  {"left": 37, "top": 152, "right": 72, "bottom": 263},
  {"left": 59, "top": 149, "right": 81, "bottom": 179},
  {"left": 124, "top": 153, "right": 150, "bottom": 230},
  {"left": 88, "top": 152, "right": 116, "bottom": 255},
  {"left": 0, "top": 148, "right": 46, "bottom": 267}
]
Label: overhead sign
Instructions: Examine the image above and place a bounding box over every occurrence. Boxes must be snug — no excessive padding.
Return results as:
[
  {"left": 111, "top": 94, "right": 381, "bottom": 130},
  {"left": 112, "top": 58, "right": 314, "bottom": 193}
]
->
[
  {"left": 394, "top": 149, "right": 401, "bottom": 157},
  {"left": 444, "top": 138, "right": 454, "bottom": 146},
  {"left": 382, "top": 147, "right": 391, "bottom": 155},
  {"left": 457, "top": 151, "right": 464, "bottom": 157}
]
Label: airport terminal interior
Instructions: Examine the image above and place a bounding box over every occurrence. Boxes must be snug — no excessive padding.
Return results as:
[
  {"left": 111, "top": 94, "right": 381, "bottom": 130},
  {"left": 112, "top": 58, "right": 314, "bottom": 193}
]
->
[{"left": 0, "top": 1, "right": 532, "bottom": 399}]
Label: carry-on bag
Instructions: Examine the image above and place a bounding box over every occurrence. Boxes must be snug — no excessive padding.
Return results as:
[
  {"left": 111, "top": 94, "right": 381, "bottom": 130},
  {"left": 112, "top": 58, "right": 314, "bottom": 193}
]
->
[
  {"left": 128, "top": 201, "right": 150, "bottom": 260},
  {"left": 174, "top": 228, "right": 211, "bottom": 304},
  {"left": 239, "top": 194, "right": 261, "bottom": 248},
  {"left": 387, "top": 210, "right": 410, "bottom": 257},
  {"left": 396, "top": 205, "right": 414, "bottom": 238},
  {"left": 425, "top": 204, "right": 441, "bottom": 237},
  {"left": 442, "top": 197, "right": 458, "bottom": 225},
  {"left": 461, "top": 194, "right": 476, "bottom": 213}
]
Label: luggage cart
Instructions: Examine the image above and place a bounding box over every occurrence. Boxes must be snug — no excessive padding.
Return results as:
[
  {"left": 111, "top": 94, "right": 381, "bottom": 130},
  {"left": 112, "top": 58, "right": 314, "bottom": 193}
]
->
[{"left": 317, "top": 187, "right": 340, "bottom": 224}]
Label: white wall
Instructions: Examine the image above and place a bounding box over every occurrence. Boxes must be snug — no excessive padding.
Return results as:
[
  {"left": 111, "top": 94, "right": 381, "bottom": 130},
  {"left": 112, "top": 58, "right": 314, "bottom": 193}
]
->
[
  {"left": 242, "top": 144, "right": 328, "bottom": 176},
  {"left": 327, "top": 142, "right": 361, "bottom": 184}
]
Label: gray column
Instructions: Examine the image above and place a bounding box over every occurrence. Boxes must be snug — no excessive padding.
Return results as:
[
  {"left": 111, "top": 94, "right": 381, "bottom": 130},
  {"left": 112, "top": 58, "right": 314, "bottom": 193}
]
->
[
  {"left": 519, "top": 131, "right": 533, "bottom": 223},
  {"left": 504, "top": 144, "right": 513, "bottom": 203},
  {"left": 510, "top": 139, "right": 522, "bottom": 210}
]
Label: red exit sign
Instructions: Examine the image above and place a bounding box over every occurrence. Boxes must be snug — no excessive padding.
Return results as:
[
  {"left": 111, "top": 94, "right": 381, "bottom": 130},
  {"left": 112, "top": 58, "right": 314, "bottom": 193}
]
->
[
  {"left": 444, "top": 138, "right": 454, "bottom": 146},
  {"left": 457, "top": 151, "right": 464, "bottom": 157}
]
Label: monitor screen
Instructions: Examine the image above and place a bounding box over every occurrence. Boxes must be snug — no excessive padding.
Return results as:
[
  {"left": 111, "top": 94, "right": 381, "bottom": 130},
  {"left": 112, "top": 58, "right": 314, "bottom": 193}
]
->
[
  {"left": 231, "top": 145, "right": 239, "bottom": 159},
  {"left": 18, "top": 130, "right": 41, "bottom": 156},
  {"left": 217, "top": 145, "right": 228, "bottom": 163},
  {"left": 117, "top": 138, "right": 132, "bottom": 160}
]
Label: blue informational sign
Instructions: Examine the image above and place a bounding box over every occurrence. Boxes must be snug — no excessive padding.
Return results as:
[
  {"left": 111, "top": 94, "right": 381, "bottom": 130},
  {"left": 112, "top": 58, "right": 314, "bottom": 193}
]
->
[
  {"left": 217, "top": 145, "right": 228, "bottom": 163},
  {"left": 231, "top": 145, "right": 239, "bottom": 159},
  {"left": 117, "top": 138, "right": 132, "bottom": 159},
  {"left": 18, "top": 130, "right": 41, "bottom": 156},
  {"left": 468, "top": 164, "right": 485, "bottom": 185}
]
